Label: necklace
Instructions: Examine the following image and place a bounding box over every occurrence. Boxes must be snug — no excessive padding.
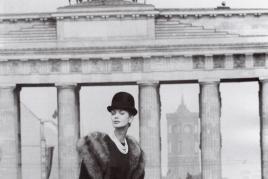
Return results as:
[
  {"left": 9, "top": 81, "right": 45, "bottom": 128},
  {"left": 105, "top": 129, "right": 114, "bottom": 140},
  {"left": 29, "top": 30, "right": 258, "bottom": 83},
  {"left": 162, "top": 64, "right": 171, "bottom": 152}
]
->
[{"left": 109, "top": 132, "right": 128, "bottom": 154}]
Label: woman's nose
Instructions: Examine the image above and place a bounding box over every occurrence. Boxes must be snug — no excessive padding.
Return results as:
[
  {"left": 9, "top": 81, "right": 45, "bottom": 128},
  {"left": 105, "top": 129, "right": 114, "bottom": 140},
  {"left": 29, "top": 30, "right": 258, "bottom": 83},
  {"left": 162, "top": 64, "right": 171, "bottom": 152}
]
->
[{"left": 114, "top": 112, "right": 119, "bottom": 118}]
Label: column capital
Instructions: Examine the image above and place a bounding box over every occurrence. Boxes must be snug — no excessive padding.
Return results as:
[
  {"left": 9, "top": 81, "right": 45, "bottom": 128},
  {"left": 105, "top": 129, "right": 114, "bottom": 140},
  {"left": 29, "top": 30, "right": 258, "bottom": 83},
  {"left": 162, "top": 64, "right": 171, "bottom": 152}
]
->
[
  {"left": 184, "top": 54, "right": 192, "bottom": 58},
  {"left": 137, "top": 80, "right": 159, "bottom": 86},
  {"left": 55, "top": 83, "right": 80, "bottom": 89},
  {"left": 204, "top": 54, "right": 213, "bottom": 57},
  {"left": 259, "top": 77, "right": 268, "bottom": 83},
  {"left": 0, "top": 83, "right": 18, "bottom": 89},
  {"left": 199, "top": 78, "right": 220, "bottom": 85},
  {"left": 244, "top": 52, "right": 253, "bottom": 56},
  {"left": 225, "top": 53, "right": 233, "bottom": 57}
]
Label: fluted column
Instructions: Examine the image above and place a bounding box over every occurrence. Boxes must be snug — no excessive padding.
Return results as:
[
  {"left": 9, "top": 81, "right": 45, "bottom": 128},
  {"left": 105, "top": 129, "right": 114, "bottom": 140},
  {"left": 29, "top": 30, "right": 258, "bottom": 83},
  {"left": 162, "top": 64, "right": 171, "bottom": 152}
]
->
[
  {"left": 0, "top": 85, "right": 21, "bottom": 179},
  {"left": 138, "top": 81, "right": 161, "bottom": 179},
  {"left": 57, "top": 84, "right": 80, "bottom": 179},
  {"left": 259, "top": 79, "right": 268, "bottom": 179},
  {"left": 199, "top": 80, "right": 222, "bottom": 179}
]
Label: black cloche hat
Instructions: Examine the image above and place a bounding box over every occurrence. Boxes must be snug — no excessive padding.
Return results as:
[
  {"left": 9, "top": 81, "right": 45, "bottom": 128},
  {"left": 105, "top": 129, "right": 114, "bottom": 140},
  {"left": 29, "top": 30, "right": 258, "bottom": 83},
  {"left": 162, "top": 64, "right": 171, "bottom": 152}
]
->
[{"left": 107, "top": 92, "right": 137, "bottom": 116}]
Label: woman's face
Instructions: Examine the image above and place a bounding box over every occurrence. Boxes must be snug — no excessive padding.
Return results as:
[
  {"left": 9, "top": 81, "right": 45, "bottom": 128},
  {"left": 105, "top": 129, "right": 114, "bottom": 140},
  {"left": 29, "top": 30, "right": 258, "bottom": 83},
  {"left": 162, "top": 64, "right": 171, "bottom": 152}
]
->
[{"left": 110, "top": 109, "right": 133, "bottom": 128}]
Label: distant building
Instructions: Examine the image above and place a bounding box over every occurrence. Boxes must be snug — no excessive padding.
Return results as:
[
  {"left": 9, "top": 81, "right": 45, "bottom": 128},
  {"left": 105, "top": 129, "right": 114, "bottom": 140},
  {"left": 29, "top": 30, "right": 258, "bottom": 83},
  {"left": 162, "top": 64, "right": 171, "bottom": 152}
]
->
[{"left": 166, "top": 97, "right": 201, "bottom": 179}]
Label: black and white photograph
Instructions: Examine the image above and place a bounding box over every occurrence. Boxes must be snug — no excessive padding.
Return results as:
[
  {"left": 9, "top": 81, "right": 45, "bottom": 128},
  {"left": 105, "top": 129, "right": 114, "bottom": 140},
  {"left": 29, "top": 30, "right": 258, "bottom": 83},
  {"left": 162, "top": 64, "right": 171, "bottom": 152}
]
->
[{"left": 0, "top": 0, "right": 268, "bottom": 179}]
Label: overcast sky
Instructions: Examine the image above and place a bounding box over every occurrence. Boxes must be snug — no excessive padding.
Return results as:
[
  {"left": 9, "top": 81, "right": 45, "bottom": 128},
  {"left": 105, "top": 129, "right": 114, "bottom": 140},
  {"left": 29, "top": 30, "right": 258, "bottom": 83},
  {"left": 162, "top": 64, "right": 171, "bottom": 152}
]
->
[{"left": 3, "top": 0, "right": 265, "bottom": 178}]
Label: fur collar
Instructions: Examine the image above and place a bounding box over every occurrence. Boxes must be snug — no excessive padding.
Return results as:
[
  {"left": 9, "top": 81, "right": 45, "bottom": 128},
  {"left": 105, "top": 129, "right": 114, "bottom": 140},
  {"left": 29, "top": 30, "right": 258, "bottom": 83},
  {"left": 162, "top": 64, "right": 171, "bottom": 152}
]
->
[{"left": 77, "top": 132, "right": 145, "bottom": 179}]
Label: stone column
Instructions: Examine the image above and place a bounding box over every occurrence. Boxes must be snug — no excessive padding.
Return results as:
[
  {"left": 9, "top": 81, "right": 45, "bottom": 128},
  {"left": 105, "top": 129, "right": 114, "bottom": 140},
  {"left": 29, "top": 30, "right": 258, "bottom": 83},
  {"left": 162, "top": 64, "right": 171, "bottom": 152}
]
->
[
  {"left": 57, "top": 84, "right": 80, "bottom": 179},
  {"left": 199, "top": 80, "right": 222, "bottom": 179},
  {"left": 138, "top": 81, "right": 161, "bottom": 179},
  {"left": 259, "top": 79, "right": 268, "bottom": 179},
  {"left": 0, "top": 85, "right": 21, "bottom": 179}
]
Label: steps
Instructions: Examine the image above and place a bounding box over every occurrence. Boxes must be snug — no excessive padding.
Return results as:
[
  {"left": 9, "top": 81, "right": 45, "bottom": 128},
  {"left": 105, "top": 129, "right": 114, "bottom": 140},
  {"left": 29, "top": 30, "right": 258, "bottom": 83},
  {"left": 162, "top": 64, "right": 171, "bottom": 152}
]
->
[
  {"left": 0, "top": 22, "right": 57, "bottom": 43},
  {"left": 0, "top": 19, "right": 239, "bottom": 42},
  {"left": 155, "top": 19, "right": 238, "bottom": 39}
]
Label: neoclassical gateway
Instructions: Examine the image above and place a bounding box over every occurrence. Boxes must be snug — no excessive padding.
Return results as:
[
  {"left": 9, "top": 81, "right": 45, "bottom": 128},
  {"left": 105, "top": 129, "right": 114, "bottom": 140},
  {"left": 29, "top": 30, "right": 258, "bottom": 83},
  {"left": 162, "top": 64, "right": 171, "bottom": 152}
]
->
[{"left": 0, "top": 0, "right": 268, "bottom": 179}]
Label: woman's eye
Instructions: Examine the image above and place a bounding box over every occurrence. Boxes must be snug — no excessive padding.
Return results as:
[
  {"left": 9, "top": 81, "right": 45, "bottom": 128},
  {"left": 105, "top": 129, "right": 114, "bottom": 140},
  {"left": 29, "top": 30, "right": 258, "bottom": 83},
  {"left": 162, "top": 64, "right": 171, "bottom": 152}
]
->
[{"left": 119, "top": 111, "right": 125, "bottom": 115}]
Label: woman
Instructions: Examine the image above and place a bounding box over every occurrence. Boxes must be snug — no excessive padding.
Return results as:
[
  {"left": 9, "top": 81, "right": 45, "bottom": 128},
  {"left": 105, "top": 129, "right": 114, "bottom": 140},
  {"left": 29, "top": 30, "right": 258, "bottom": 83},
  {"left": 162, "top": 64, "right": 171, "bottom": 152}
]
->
[{"left": 77, "top": 91, "right": 145, "bottom": 179}]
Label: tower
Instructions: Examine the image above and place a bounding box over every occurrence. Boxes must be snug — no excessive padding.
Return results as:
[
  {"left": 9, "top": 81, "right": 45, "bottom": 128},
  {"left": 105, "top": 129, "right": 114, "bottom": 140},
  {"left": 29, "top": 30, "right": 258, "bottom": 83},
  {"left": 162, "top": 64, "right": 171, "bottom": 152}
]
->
[{"left": 166, "top": 96, "right": 201, "bottom": 179}]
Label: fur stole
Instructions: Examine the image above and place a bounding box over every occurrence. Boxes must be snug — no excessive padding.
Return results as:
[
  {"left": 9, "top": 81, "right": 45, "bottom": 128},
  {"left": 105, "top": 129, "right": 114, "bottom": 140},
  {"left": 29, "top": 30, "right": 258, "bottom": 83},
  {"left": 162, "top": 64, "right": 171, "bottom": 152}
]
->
[{"left": 77, "top": 132, "right": 145, "bottom": 179}]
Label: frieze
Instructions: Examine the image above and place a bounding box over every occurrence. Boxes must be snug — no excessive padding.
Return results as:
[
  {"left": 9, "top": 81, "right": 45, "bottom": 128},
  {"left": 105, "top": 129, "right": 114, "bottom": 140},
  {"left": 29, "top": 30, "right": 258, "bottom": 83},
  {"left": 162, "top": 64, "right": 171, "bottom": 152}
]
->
[
  {"left": 253, "top": 53, "right": 266, "bottom": 67},
  {"left": 0, "top": 10, "right": 268, "bottom": 30},
  {"left": 0, "top": 14, "right": 155, "bottom": 23},
  {"left": 70, "top": 59, "right": 82, "bottom": 73},
  {"left": 149, "top": 57, "right": 171, "bottom": 71},
  {"left": 193, "top": 55, "right": 205, "bottom": 69},
  {"left": 55, "top": 14, "right": 154, "bottom": 21},
  {"left": 81, "top": 60, "right": 91, "bottom": 73},
  {"left": 111, "top": 58, "right": 123, "bottom": 72},
  {"left": 38, "top": 61, "right": 50, "bottom": 74},
  {"left": 50, "top": 59, "right": 61, "bottom": 73},
  {"left": 158, "top": 9, "right": 268, "bottom": 19},
  {"left": 61, "top": 60, "right": 71, "bottom": 73},
  {"left": 1, "top": 9, "right": 268, "bottom": 25},
  {"left": 175, "top": 56, "right": 193, "bottom": 70},
  {"left": 0, "top": 62, "right": 7, "bottom": 75},
  {"left": 233, "top": 54, "right": 246, "bottom": 68},
  {"left": 22, "top": 60, "right": 49, "bottom": 74},
  {"left": 8, "top": 60, "right": 20, "bottom": 74},
  {"left": 224, "top": 55, "right": 233, "bottom": 69},
  {"left": 213, "top": 55, "right": 225, "bottom": 69},
  {"left": 141, "top": 57, "right": 152, "bottom": 72},
  {"left": 0, "top": 53, "right": 267, "bottom": 76},
  {"left": 0, "top": 15, "right": 53, "bottom": 23},
  {"left": 88, "top": 58, "right": 108, "bottom": 73},
  {"left": 28, "top": 60, "right": 40, "bottom": 74},
  {"left": 130, "top": 57, "right": 144, "bottom": 72}
]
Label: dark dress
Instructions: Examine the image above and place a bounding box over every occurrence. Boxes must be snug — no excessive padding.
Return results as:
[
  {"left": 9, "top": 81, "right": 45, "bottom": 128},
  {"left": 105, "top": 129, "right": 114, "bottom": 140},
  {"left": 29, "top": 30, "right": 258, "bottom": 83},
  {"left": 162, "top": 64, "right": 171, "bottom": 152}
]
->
[{"left": 79, "top": 135, "right": 130, "bottom": 179}]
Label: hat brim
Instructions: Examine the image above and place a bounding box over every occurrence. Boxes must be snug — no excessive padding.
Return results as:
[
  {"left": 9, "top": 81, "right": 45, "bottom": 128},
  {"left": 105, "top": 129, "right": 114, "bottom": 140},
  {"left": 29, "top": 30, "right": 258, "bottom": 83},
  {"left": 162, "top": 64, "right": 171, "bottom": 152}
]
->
[{"left": 107, "top": 106, "right": 137, "bottom": 116}]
